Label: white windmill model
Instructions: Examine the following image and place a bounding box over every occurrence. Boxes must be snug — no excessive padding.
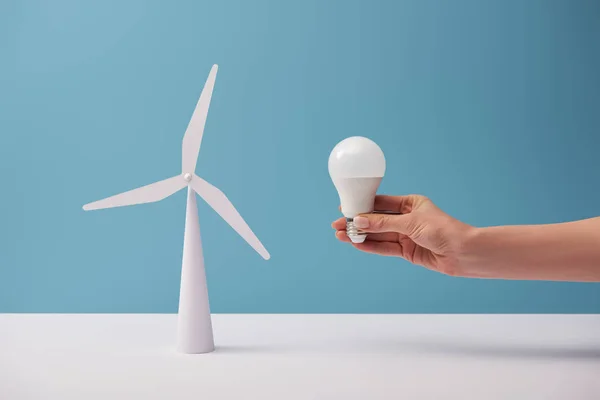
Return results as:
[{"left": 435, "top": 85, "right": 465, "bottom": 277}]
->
[{"left": 83, "top": 65, "right": 270, "bottom": 354}]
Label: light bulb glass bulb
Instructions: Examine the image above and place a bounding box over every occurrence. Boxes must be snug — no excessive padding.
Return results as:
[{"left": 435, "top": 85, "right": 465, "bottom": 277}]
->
[{"left": 328, "top": 136, "right": 386, "bottom": 243}]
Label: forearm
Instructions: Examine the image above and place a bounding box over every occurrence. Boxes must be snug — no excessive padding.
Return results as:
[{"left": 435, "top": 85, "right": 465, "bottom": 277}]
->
[{"left": 459, "top": 217, "right": 600, "bottom": 281}]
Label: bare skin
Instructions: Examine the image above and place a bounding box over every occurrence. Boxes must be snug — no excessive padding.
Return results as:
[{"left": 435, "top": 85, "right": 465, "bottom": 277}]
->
[{"left": 332, "top": 195, "right": 600, "bottom": 282}]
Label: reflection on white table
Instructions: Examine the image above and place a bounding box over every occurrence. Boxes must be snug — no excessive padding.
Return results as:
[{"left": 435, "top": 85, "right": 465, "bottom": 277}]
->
[{"left": 1, "top": 314, "right": 599, "bottom": 399}]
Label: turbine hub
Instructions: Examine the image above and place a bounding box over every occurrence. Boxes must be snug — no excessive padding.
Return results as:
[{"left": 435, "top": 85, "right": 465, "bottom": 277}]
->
[{"left": 183, "top": 173, "right": 192, "bottom": 182}]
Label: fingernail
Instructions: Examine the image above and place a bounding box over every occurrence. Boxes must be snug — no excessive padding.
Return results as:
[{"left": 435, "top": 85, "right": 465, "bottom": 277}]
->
[{"left": 353, "top": 216, "right": 369, "bottom": 228}]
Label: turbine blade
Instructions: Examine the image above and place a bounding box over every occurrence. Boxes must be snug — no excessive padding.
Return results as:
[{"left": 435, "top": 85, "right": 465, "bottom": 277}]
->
[
  {"left": 190, "top": 175, "right": 270, "bottom": 260},
  {"left": 83, "top": 175, "right": 186, "bottom": 211},
  {"left": 182, "top": 64, "right": 218, "bottom": 174}
]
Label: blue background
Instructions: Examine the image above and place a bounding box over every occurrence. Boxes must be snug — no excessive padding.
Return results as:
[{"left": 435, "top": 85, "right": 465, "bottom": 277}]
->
[{"left": 1, "top": 0, "right": 599, "bottom": 313}]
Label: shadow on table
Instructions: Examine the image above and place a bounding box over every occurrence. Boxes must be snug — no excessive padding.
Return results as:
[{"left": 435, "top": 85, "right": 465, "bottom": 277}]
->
[
  {"left": 215, "top": 340, "right": 600, "bottom": 362},
  {"left": 215, "top": 345, "right": 274, "bottom": 354},
  {"left": 389, "top": 338, "right": 600, "bottom": 361}
]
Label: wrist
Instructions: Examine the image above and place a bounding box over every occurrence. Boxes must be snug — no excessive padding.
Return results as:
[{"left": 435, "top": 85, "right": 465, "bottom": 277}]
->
[
  {"left": 455, "top": 224, "right": 557, "bottom": 280},
  {"left": 455, "top": 226, "right": 493, "bottom": 278}
]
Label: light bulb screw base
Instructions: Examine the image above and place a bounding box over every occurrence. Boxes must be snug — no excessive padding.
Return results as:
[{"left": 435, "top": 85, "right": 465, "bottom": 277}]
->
[{"left": 346, "top": 218, "right": 367, "bottom": 243}]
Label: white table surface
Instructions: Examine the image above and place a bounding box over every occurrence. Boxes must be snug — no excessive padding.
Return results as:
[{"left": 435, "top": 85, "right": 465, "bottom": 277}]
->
[{"left": 1, "top": 314, "right": 599, "bottom": 399}]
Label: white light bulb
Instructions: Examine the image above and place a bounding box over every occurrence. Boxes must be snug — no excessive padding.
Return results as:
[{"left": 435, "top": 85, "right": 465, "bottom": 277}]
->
[{"left": 328, "top": 136, "right": 386, "bottom": 243}]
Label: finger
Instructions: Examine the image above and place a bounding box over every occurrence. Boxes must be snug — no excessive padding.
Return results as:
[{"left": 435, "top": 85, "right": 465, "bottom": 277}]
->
[
  {"left": 335, "top": 230, "right": 399, "bottom": 243},
  {"left": 366, "top": 232, "right": 400, "bottom": 242},
  {"left": 331, "top": 217, "right": 346, "bottom": 230},
  {"left": 353, "top": 213, "right": 415, "bottom": 235},
  {"left": 374, "top": 195, "right": 424, "bottom": 214},
  {"left": 335, "top": 230, "right": 352, "bottom": 242},
  {"left": 352, "top": 241, "right": 403, "bottom": 257}
]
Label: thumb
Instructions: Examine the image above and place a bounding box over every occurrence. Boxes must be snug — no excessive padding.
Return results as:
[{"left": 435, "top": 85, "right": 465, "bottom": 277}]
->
[{"left": 353, "top": 213, "right": 415, "bottom": 235}]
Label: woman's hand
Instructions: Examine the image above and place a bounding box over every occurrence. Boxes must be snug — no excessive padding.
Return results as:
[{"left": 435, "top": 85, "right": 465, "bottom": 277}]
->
[
  {"left": 333, "top": 194, "right": 600, "bottom": 282},
  {"left": 332, "top": 195, "right": 473, "bottom": 276}
]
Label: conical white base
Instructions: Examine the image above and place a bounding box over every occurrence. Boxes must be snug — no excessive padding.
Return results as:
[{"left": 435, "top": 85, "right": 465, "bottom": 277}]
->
[{"left": 176, "top": 187, "right": 214, "bottom": 354}]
